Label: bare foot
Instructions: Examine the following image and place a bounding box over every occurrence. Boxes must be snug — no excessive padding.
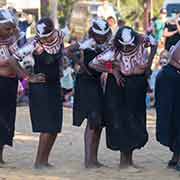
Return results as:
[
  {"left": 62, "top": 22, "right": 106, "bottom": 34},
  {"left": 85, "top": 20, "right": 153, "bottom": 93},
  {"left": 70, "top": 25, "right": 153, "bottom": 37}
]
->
[
  {"left": 119, "top": 163, "right": 129, "bottom": 169},
  {"left": 126, "top": 166, "right": 142, "bottom": 173},
  {"left": 34, "top": 163, "right": 54, "bottom": 170},
  {"left": 94, "top": 161, "right": 105, "bottom": 168},
  {"left": 45, "top": 163, "right": 54, "bottom": 168},
  {"left": 167, "top": 160, "right": 178, "bottom": 169},
  {"left": 131, "top": 164, "right": 144, "bottom": 170},
  {"left": 120, "top": 165, "right": 142, "bottom": 173},
  {"left": 85, "top": 161, "right": 104, "bottom": 169}
]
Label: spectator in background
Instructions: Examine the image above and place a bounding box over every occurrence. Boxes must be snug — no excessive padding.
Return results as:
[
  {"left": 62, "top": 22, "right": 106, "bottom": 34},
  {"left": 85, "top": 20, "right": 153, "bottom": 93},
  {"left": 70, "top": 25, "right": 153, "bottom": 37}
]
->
[
  {"left": 134, "top": 18, "right": 140, "bottom": 31},
  {"left": 18, "top": 12, "right": 33, "bottom": 42},
  {"left": 61, "top": 23, "right": 70, "bottom": 42},
  {"left": 164, "top": 13, "right": 180, "bottom": 51},
  {"left": 107, "top": 16, "right": 118, "bottom": 36},
  {"left": 153, "top": 9, "right": 167, "bottom": 43},
  {"left": 60, "top": 56, "right": 74, "bottom": 107},
  {"left": 97, "top": 0, "right": 116, "bottom": 21},
  {"left": 146, "top": 50, "right": 169, "bottom": 108},
  {"left": 118, "top": 19, "right": 126, "bottom": 28}
]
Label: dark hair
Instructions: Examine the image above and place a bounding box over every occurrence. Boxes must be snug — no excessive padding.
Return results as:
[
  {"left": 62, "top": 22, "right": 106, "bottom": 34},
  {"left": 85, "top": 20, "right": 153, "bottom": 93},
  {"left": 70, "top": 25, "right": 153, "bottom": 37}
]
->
[
  {"left": 88, "top": 19, "right": 112, "bottom": 40},
  {"left": 107, "top": 16, "right": 116, "bottom": 22},
  {"left": 37, "top": 17, "right": 54, "bottom": 35},
  {"left": 152, "top": 16, "right": 157, "bottom": 22},
  {"left": 113, "top": 26, "right": 139, "bottom": 52},
  {"left": 160, "top": 8, "right": 167, "bottom": 14},
  {"left": 117, "top": 19, "right": 125, "bottom": 27},
  {"left": 68, "top": 36, "right": 77, "bottom": 44}
]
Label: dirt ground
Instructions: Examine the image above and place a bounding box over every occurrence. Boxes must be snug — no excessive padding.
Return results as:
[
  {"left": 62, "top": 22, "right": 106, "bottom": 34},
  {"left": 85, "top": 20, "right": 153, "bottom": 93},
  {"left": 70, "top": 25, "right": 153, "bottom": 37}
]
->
[{"left": 0, "top": 107, "right": 179, "bottom": 180}]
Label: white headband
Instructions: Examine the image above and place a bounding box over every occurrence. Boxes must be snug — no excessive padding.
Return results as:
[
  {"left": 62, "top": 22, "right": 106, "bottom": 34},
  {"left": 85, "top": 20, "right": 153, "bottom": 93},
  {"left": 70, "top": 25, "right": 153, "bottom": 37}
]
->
[
  {"left": 36, "top": 23, "right": 54, "bottom": 37},
  {"left": 92, "top": 27, "right": 110, "bottom": 35},
  {"left": 118, "top": 28, "right": 135, "bottom": 45},
  {"left": 0, "top": 9, "right": 15, "bottom": 24},
  {"left": 118, "top": 36, "right": 135, "bottom": 45},
  {"left": 37, "top": 30, "right": 54, "bottom": 38}
]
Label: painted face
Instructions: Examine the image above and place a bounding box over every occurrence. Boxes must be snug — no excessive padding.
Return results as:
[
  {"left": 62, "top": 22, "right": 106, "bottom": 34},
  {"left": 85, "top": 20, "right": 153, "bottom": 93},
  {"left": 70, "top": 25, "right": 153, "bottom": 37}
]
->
[
  {"left": 0, "top": 22, "right": 18, "bottom": 39},
  {"left": 39, "top": 30, "right": 57, "bottom": 44},
  {"left": 93, "top": 32, "right": 110, "bottom": 45}
]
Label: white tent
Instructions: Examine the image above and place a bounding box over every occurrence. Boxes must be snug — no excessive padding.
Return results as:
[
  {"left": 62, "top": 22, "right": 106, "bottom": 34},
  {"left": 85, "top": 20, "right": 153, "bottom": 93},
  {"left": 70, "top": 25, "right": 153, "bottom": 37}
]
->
[{"left": 6, "top": 0, "right": 40, "bottom": 11}]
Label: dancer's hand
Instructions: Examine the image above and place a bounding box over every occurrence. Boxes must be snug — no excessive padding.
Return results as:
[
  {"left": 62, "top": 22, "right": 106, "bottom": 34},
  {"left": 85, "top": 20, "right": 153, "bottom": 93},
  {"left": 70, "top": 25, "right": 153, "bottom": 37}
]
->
[{"left": 112, "top": 69, "right": 125, "bottom": 87}]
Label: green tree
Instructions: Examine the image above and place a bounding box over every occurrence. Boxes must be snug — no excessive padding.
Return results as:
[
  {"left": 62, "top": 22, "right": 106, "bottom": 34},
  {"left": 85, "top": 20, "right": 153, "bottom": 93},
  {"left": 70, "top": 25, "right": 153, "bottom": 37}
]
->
[
  {"left": 41, "top": 0, "right": 50, "bottom": 17},
  {"left": 58, "top": 0, "right": 75, "bottom": 26},
  {"left": 153, "top": 0, "right": 164, "bottom": 17},
  {"left": 110, "top": 0, "right": 164, "bottom": 27}
]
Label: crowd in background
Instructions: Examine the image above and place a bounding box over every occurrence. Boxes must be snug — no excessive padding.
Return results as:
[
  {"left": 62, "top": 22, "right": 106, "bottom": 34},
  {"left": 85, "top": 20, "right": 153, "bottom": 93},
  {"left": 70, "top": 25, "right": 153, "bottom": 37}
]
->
[{"left": 15, "top": 3, "right": 180, "bottom": 110}]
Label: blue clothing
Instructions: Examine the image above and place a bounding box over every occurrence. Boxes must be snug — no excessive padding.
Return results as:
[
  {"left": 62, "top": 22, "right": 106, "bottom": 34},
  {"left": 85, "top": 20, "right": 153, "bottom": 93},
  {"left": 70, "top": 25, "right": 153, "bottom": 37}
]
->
[
  {"left": 153, "top": 19, "right": 164, "bottom": 42},
  {"left": 156, "top": 64, "right": 180, "bottom": 153},
  {"left": 19, "top": 20, "right": 30, "bottom": 33}
]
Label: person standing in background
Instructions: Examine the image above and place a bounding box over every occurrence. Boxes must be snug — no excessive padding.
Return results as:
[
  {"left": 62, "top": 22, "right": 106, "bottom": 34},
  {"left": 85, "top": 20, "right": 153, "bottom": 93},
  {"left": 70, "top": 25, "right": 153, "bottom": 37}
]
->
[
  {"left": 153, "top": 8, "right": 167, "bottom": 44},
  {"left": 164, "top": 13, "right": 180, "bottom": 51},
  {"left": 97, "top": 0, "right": 116, "bottom": 21},
  {"left": 18, "top": 12, "right": 33, "bottom": 42},
  {"left": 107, "top": 16, "right": 118, "bottom": 36}
]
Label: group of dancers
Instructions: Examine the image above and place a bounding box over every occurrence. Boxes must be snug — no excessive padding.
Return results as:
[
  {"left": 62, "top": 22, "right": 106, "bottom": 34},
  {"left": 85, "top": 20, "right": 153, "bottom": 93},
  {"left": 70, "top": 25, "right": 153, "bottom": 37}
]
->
[{"left": 0, "top": 7, "right": 180, "bottom": 172}]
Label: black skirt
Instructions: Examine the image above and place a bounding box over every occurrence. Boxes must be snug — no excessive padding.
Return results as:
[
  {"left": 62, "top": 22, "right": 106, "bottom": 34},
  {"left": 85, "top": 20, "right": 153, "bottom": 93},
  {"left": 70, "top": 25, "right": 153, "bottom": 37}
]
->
[
  {"left": 29, "top": 83, "right": 63, "bottom": 133},
  {"left": 0, "top": 76, "right": 18, "bottom": 146},
  {"left": 105, "top": 74, "right": 148, "bottom": 152},
  {"left": 155, "top": 64, "right": 180, "bottom": 153},
  {"left": 73, "top": 74, "right": 104, "bottom": 128}
]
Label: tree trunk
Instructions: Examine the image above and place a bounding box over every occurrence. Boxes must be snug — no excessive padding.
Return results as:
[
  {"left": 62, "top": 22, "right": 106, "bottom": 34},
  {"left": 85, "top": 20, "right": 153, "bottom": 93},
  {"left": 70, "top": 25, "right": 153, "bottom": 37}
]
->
[
  {"left": 40, "top": 0, "right": 49, "bottom": 17},
  {"left": 49, "top": 0, "right": 59, "bottom": 29},
  {"left": 144, "top": 0, "right": 151, "bottom": 31}
]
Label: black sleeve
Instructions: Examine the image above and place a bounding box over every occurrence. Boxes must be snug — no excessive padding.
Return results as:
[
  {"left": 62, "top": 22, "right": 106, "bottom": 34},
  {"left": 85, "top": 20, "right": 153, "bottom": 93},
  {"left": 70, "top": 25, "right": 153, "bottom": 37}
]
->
[{"left": 164, "top": 22, "right": 168, "bottom": 30}]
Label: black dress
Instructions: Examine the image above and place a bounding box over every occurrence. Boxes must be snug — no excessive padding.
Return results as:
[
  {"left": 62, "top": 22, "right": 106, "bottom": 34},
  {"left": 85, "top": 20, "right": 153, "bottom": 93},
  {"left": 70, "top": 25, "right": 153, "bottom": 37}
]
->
[
  {"left": 164, "top": 23, "right": 180, "bottom": 51},
  {"left": 29, "top": 51, "right": 63, "bottom": 133},
  {"left": 105, "top": 74, "right": 148, "bottom": 152},
  {"left": 0, "top": 76, "right": 18, "bottom": 146},
  {"left": 156, "top": 64, "right": 180, "bottom": 154},
  {"left": 73, "top": 48, "right": 104, "bottom": 128}
]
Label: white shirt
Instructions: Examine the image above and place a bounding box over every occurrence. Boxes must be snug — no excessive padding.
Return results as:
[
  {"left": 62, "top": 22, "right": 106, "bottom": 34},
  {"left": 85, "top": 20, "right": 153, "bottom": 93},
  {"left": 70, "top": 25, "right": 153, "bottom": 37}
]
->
[
  {"left": 60, "top": 67, "right": 74, "bottom": 90},
  {"left": 97, "top": 4, "right": 116, "bottom": 20}
]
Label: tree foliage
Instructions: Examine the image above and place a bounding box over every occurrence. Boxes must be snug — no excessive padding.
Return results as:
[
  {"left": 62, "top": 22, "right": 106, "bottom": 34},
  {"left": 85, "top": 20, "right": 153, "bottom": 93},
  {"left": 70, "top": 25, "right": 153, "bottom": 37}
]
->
[
  {"left": 110, "top": 0, "right": 164, "bottom": 25},
  {"left": 41, "top": 0, "right": 164, "bottom": 27},
  {"left": 58, "top": 0, "right": 76, "bottom": 26}
]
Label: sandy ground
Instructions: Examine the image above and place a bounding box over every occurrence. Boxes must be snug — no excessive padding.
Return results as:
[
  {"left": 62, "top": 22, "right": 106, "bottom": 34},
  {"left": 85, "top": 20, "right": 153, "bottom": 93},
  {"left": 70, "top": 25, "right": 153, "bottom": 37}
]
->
[{"left": 0, "top": 107, "right": 179, "bottom": 180}]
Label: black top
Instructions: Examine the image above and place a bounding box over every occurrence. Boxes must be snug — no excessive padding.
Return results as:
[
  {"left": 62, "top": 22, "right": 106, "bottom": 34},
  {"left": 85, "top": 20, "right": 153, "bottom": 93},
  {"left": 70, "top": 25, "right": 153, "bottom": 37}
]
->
[
  {"left": 164, "top": 22, "right": 180, "bottom": 51},
  {"left": 80, "top": 48, "right": 102, "bottom": 78},
  {"left": 33, "top": 50, "right": 62, "bottom": 84}
]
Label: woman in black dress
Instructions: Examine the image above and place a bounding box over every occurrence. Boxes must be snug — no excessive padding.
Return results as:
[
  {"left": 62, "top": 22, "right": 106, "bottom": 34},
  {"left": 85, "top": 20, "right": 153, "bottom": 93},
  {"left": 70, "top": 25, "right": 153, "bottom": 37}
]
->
[
  {"left": 0, "top": 8, "right": 44, "bottom": 164},
  {"left": 155, "top": 40, "right": 180, "bottom": 171},
  {"left": 89, "top": 26, "right": 157, "bottom": 168},
  {"left": 29, "top": 18, "right": 64, "bottom": 168},
  {"left": 73, "top": 19, "right": 112, "bottom": 168}
]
